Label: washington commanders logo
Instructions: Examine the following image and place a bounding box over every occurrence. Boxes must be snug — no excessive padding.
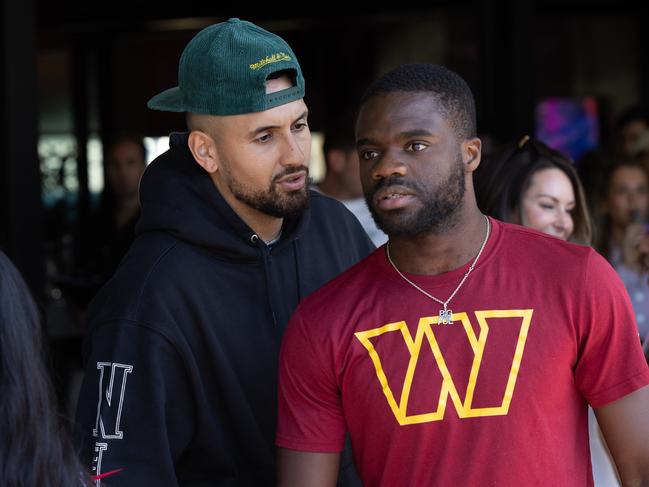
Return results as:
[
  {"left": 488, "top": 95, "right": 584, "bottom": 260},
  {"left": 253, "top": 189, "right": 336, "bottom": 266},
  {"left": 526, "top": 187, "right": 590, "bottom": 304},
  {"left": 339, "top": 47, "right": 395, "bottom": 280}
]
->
[{"left": 354, "top": 309, "right": 533, "bottom": 425}]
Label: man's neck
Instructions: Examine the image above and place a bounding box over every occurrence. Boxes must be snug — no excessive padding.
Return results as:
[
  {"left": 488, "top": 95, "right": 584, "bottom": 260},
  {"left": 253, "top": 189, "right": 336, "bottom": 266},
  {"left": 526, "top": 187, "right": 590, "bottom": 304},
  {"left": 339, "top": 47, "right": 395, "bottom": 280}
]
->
[
  {"left": 232, "top": 203, "right": 284, "bottom": 243},
  {"left": 387, "top": 208, "right": 488, "bottom": 276}
]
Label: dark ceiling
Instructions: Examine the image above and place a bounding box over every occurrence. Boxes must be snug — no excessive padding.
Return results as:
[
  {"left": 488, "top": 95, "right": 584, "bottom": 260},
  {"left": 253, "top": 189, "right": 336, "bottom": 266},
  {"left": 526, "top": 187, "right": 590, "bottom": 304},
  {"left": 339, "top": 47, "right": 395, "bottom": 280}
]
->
[{"left": 35, "top": 1, "right": 635, "bottom": 30}]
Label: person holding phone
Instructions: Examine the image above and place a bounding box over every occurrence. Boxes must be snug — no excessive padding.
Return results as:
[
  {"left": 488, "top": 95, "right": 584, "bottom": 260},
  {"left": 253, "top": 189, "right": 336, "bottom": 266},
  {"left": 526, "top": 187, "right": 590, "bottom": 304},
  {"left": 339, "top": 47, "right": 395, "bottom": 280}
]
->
[{"left": 596, "top": 160, "right": 649, "bottom": 348}]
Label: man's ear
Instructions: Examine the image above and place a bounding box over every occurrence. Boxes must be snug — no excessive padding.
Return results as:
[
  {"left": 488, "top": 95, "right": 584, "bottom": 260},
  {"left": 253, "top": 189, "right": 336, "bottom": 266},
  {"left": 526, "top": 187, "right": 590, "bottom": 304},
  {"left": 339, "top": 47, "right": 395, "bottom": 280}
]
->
[
  {"left": 188, "top": 130, "right": 219, "bottom": 174},
  {"left": 462, "top": 137, "right": 482, "bottom": 173}
]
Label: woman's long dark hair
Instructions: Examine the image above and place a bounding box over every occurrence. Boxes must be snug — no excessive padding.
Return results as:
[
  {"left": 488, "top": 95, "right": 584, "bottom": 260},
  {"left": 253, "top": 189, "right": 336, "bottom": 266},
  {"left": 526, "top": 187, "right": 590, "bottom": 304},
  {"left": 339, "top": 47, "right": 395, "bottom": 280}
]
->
[
  {"left": 475, "top": 135, "right": 593, "bottom": 245},
  {"left": 0, "top": 251, "right": 86, "bottom": 486}
]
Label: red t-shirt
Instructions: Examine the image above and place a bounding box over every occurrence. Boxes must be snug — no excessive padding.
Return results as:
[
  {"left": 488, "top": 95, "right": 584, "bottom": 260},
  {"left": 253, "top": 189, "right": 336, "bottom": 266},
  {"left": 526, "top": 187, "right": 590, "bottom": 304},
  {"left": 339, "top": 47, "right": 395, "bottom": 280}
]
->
[{"left": 276, "top": 219, "right": 649, "bottom": 486}]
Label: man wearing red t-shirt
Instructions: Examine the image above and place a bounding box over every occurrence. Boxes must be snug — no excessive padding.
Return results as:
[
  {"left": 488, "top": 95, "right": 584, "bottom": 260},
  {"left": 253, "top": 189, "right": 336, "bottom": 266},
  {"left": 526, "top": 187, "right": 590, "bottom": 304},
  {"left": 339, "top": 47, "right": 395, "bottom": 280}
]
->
[{"left": 276, "top": 64, "right": 649, "bottom": 486}]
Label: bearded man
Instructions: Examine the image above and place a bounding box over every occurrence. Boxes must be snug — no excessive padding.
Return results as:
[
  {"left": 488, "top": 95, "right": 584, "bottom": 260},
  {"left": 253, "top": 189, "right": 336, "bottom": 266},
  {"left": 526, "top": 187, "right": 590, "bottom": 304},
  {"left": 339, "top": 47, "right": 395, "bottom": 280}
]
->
[
  {"left": 277, "top": 63, "right": 649, "bottom": 487},
  {"left": 75, "top": 18, "right": 372, "bottom": 486}
]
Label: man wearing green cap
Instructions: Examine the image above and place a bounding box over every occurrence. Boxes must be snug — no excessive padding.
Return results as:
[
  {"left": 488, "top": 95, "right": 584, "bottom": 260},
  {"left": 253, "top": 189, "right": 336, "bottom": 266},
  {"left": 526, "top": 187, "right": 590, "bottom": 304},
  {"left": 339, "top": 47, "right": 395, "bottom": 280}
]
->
[{"left": 74, "top": 18, "right": 372, "bottom": 486}]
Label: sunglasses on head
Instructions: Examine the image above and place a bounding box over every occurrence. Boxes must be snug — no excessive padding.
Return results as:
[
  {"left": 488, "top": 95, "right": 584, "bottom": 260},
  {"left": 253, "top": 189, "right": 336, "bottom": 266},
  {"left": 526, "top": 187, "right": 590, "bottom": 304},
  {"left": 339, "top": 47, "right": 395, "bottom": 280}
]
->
[{"left": 515, "top": 135, "right": 574, "bottom": 165}]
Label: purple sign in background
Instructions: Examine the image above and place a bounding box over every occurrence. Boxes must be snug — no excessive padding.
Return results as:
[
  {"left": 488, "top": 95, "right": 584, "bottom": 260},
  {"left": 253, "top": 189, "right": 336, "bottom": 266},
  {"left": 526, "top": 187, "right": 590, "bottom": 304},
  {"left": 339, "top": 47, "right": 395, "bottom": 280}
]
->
[{"left": 535, "top": 97, "right": 600, "bottom": 163}]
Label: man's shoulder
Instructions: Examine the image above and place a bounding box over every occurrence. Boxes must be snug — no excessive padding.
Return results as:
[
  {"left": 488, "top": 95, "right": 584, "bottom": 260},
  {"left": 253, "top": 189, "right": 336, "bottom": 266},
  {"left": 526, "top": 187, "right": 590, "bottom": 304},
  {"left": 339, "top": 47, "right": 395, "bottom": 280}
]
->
[
  {"left": 86, "top": 232, "right": 204, "bottom": 325},
  {"left": 493, "top": 220, "right": 608, "bottom": 289},
  {"left": 308, "top": 189, "right": 353, "bottom": 214},
  {"left": 498, "top": 220, "right": 595, "bottom": 261},
  {"left": 297, "top": 249, "right": 381, "bottom": 315},
  {"left": 306, "top": 190, "right": 374, "bottom": 246},
  {"left": 115, "top": 231, "right": 184, "bottom": 282}
]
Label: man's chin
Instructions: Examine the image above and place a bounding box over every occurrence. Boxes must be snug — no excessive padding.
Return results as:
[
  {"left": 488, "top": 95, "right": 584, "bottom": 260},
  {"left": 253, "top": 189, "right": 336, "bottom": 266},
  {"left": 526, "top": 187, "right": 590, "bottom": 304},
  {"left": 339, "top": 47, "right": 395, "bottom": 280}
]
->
[
  {"left": 371, "top": 207, "right": 453, "bottom": 237},
  {"left": 370, "top": 208, "right": 413, "bottom": 235},
  {"left": 267, "top": 190, "right": 310, "bottom": 219},
  {"left": 285, "top": 191, "right": 310, "bottom": 212}
]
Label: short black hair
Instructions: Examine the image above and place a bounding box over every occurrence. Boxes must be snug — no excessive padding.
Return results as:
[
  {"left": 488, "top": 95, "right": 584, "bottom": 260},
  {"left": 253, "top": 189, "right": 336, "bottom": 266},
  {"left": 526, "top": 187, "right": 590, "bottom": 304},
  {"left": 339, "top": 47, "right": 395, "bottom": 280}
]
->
[{"left": 359, "top": 63, "right": 476, "bottom": 140}]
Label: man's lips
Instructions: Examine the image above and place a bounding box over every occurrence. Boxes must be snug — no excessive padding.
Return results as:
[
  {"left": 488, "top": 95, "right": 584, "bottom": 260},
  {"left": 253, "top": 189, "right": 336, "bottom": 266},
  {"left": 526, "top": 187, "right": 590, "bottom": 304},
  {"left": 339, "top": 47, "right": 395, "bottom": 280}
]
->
[
  {"left": 275, "top": 171, "right": 307, "bottom": 191},
  {"left": 372, "top": 185, "right": 416, "bottom": 210}
]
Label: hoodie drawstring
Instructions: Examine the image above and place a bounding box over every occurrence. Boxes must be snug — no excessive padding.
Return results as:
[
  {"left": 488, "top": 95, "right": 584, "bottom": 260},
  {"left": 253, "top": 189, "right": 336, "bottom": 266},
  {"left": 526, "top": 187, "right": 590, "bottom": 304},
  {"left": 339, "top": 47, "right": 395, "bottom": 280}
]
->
[
  {"left": 253, "top": 234, "right": 303, "bottom": 332},
  {"left": 253, "top": 234, "right": 278, "bottom": 329}
]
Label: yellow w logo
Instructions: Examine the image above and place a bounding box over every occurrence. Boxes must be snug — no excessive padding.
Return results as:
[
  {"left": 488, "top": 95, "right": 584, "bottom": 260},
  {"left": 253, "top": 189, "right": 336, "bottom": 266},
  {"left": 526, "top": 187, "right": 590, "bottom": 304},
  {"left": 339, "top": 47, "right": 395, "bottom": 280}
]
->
[{"left": 354, "top": 310, "right": 533, "bottom": 425}]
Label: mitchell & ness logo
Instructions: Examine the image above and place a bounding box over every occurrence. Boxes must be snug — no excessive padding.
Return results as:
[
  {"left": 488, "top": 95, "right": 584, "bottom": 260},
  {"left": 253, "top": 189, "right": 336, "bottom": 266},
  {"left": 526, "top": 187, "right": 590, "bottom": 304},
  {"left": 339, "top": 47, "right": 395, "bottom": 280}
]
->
[{"left": 249, "top": 52, "right": 292, "bottom": 70}]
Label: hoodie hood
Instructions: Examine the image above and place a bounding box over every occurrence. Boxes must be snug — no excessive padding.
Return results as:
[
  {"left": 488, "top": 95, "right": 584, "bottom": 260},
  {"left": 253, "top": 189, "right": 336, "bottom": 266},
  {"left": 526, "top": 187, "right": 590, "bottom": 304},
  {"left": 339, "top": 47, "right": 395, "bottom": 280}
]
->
[{"left": 136, "top": 132, "right": 309, "bottom": 261}]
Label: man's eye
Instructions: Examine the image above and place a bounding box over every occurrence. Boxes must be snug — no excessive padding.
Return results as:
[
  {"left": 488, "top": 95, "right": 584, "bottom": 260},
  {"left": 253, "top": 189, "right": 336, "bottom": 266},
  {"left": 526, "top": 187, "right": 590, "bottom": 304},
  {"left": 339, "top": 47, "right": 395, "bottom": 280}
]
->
[
  {"left": 257, "top": 133, "right": 272, "bottom": 143},
  {"left": 361, "top": 150, "right": 379, "bottom": 160},
  {"left": 407, "top": 142, "right": 427, "bottom": 152},
  {"left": 293, "top": 121, "right": 308, "bottom": 131}
]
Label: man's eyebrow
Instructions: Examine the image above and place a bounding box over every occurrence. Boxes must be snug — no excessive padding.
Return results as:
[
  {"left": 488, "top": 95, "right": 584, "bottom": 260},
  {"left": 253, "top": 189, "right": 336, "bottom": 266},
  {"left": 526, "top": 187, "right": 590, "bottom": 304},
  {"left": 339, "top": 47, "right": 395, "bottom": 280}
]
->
[
  {"left": 249, "top": 110, "right": 309, "bottom": 137},
  {"left": 356, "top": 137, "right": 376, "bottom": 147},
  {"left": 294, "top": 110, "right": 308, "bottom": 124},
  {"left": 399, "top": 129, "right": 435, "bottom": 138},
  {"left": 357, "top": 130, "right": 438, "bottom": 147}
]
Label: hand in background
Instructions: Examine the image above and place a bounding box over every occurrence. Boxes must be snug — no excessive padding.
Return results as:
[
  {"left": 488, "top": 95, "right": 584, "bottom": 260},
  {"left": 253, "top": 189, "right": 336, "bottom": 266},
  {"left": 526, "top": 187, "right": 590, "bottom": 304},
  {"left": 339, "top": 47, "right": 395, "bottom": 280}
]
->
[{"left": 621, "top": 223, "right": 649, "bottom": 273}]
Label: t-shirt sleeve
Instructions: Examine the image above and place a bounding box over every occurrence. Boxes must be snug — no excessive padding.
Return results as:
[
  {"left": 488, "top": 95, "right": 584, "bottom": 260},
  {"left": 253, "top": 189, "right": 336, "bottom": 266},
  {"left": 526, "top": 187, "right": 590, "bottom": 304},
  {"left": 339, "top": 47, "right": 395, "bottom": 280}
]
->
[
  {"left": 575, "top": 250, "right": 649, "bottom": 407},
  {"left": 276, "top": 308, "right": 347, "bottom": 452}
]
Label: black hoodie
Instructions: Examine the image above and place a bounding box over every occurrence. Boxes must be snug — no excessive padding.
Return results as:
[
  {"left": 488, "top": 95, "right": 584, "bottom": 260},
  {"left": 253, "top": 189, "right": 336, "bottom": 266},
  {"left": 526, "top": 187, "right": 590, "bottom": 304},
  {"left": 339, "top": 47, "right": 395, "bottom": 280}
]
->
[{"left": 75, "top": 133, "right": 374, "bottom": 486}]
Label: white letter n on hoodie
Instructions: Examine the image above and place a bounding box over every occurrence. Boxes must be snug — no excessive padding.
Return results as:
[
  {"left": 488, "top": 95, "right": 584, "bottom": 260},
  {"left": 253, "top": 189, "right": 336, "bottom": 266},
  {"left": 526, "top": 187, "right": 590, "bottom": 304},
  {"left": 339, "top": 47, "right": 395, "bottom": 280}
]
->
[{"left": 93, "top": 362, "right": 133, "bottom": 439}]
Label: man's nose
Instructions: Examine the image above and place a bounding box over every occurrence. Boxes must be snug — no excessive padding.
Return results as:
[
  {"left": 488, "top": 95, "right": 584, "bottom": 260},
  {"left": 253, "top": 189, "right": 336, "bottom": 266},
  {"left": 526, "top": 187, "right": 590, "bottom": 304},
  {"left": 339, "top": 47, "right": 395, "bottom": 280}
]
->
[
  {"left": 371, "top": 148, "right": 407, "bottom": 180},
  {"left": 279, "top": 133, "right": 307, "bottom": 168}
]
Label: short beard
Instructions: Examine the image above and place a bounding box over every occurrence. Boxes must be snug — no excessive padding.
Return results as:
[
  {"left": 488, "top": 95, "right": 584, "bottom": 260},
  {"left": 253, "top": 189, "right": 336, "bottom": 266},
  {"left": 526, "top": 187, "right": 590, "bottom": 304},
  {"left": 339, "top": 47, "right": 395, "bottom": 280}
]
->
[
  {"left": 365, "top": 154, "right": 465, "bottom": 236},
  {"left": 228, "top": 166, "right": 311, "bottom": 219}
]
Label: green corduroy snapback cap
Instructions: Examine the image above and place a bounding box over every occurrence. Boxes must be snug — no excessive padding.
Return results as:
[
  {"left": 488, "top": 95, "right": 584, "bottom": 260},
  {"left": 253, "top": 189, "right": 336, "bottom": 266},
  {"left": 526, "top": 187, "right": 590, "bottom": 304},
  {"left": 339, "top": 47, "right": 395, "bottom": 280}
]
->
[{"left": 147, "top": 18, "right": 305, "bottom": 115}]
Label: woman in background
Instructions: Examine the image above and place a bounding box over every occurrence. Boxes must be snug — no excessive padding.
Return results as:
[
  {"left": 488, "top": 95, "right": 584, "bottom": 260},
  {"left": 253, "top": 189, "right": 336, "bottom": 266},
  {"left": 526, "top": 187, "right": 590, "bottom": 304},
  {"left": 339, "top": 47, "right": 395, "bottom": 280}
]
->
[
  {"left": 475, "top": 135, "right": 619, "bottom": 487},
  {"left": 0, "top": 251, "right": 88, "bottom": 486},
  {"left": 474, "top": 135, "right": 592, "bottom": 244}
]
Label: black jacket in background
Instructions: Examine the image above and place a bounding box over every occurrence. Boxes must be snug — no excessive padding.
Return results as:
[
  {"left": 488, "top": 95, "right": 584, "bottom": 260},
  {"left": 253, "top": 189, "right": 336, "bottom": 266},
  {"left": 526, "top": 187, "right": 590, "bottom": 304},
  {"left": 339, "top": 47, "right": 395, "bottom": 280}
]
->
[{"left": 75, "top": 133, "right": 374, "bottom": 486}]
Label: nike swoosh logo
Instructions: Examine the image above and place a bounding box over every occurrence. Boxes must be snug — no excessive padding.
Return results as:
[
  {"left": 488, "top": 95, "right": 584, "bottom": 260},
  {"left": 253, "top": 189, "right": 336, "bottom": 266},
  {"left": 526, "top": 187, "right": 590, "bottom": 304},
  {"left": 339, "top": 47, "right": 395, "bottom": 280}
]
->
[{"left": 90, "top": 468, "right": 123, "bottom": 481}]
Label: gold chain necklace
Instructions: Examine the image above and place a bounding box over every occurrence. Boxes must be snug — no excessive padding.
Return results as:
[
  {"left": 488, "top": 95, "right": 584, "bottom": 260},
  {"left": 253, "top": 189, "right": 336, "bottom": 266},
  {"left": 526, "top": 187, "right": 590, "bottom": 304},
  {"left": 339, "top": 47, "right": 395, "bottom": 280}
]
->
[{"left": 385, "top": 215, "right": 491, "bottom": 325}]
